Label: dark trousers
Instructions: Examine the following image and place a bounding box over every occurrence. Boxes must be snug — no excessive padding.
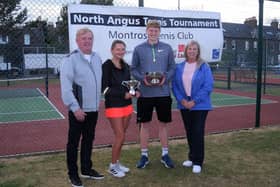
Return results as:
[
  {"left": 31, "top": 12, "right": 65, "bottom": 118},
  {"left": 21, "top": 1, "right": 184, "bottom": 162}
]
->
[
  {"left": 67, "top": 111, "right": 98, "bottom": 177},
  {"left": 180, "top": 110, "right": 208, "bottom": 166}
]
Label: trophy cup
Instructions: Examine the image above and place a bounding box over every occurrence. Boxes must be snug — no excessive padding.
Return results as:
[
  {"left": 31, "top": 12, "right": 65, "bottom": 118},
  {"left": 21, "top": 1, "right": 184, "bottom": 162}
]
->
[
  {"left": 145, "top": 72, "right": 164, "bottom": 85},
  {"left": 121, "top": 80, "right": 140, "bottom": 95}
]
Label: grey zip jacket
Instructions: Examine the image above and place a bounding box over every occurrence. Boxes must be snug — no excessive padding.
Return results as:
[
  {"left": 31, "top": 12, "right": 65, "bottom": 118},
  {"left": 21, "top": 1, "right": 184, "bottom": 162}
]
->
[
  {"left": 60, "top": 49, "right": 102, "bottom": 112},
  {"left": 131, "top": 41, "right": 176, "bottom": 97}
]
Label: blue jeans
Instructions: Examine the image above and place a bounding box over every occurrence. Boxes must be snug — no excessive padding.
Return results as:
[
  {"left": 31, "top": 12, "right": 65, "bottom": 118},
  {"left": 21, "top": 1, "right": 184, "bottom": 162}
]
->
[
  {"left": 180, "top": 110, "right": 208, "bottom": 166},
  {"left": 67, "top": 111, "right": 98, "bottom": 177}
]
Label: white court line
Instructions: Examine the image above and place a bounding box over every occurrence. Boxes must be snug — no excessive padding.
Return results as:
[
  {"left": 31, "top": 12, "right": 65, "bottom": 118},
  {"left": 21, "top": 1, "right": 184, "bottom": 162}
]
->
[
  {"left": 213, "top": 100, "right": 278, "bottom": 108},
  {"left": 36, "top": 88, "right": 65, "bottom": 119},
  {"left": 0, "top": 110, "right": 58, "bottom": 115},
  {"left": 0, "top": 88, "right": 65, "bottom": 123},
  {"left": 0, "top": 117, "right": 64, "bottom": 124}
]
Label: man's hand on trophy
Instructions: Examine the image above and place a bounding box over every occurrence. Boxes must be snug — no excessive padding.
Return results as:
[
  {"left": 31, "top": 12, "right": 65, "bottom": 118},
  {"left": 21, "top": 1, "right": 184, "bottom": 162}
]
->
[
  {"left": 143, "top": 75, "right": 153, "bottom": 86},
  {"left": 158, "top": 75, "right": 166, "bottom": 86}
]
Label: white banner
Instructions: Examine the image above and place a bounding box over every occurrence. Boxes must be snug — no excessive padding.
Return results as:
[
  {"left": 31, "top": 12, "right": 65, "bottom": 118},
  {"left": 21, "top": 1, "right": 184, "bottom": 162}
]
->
[{"left": 68, "top": 4, "right": 223, "bottom": 64}]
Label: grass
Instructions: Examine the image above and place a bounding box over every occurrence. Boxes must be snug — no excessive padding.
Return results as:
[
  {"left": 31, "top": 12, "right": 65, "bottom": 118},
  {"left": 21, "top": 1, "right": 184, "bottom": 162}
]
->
[{"left": 0, "top": 126, "right": 280, "bottom": 187}]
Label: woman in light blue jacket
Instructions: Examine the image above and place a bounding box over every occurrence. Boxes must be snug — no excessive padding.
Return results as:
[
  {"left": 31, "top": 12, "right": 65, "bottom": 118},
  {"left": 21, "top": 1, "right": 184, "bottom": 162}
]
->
[{"left": 172, "top": 40, "right": 213, "bottom": 174}]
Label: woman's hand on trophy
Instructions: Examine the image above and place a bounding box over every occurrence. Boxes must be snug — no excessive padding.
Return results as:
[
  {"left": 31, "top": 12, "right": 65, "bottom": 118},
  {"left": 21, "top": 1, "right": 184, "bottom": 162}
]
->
[
  {"left": 134, "top": 91, "right": 141, "bottom": 98},
  {"left": 124, "top": 92, "right": 133, "bottom": 99}
]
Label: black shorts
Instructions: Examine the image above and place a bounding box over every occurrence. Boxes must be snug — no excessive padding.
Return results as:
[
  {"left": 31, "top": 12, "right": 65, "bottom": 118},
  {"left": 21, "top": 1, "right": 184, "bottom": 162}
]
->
[{"left": 136, "top": 96, "right": 172, "bottom": 123}]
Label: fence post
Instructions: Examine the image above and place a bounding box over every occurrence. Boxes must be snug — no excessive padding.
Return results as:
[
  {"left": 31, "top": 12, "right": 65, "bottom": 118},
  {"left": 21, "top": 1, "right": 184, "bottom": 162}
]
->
[
  {"left": 43, "top": 23, "right": 49, "bottom": 98},
  {"left": 255, "top": 0, "right": 264, "bottom": 128},
  {"left": 45, "top": 46, "right": 49, "bottom": 97},
  {"left": 6, "top": 62, "right": 10, "bottom": 86},
  {"left": 263, "top": 39, "right": 267, "bottom": 94},
  {"left": 227, "top": 66, "right": 231, "bottom": 90}
]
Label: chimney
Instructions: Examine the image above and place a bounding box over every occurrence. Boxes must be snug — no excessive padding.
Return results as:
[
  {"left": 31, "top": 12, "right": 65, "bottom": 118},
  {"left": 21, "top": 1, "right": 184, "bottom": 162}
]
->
[
  {"left": 244, "top": 16, "right": 257, "bottom": 28},
  {"left": 271, "top": 19, "right": 279, "bottom": 30}
]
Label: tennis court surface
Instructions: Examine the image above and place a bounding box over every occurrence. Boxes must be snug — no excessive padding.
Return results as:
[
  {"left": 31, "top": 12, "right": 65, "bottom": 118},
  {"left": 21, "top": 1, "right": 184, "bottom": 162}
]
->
[
  {"left": 211, "top": 92, "right": 275, "bottom": 107},
  {"left": 0, "top": 88, "right": 275, "bottom": 124},
  {"left": 164, "top": 92, "right": 275, "bottom": 110},
  {"left": 0, "top": 88, "right": 64, "bottom": 123},
  {"left": 0, "top": 83, "right": 280, "bottom": 157}
]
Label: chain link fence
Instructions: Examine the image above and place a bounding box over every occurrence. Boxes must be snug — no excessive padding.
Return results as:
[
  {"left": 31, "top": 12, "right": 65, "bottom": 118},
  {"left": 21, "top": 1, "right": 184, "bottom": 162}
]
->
[
  {"left": 0, "top": 0, "right": 139, "bottom": 124},
  {"left": 0, "top": 0, "right": 279, "bottom": 124},
  {"left": 211, "top": 59, "right": 280, "bottom": 95},
  {"left": 0, "top": 0, "right": 139, "bottom": 93},
  {"left": 1, "top": 0, "right": 279, "bottom": 95}
]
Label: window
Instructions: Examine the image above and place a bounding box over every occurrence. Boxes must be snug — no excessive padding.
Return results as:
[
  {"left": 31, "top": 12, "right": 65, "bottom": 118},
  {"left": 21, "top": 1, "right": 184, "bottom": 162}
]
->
[
  {"left": 231, "top": 40, "right": 236, "bottom": 50},
  {"left": 24, "top": 34, "right": 30, "bottom": 45},
  {"left": 270, "top": 56, "right": 274, "bottom": 64},
  {"left": 223, "top": 40, "right": 227, "bottom": 49},
  {"left": 270, "top": 42, "right": 275, "bottom": 52},
  {"left": 0, "top": 56, "right": 3, "bottom": 63},
  {"left": 254, "top": 41, "right": 257, "bottom": 49},
  {"left": 0, "top": 35, "right": 9, "bottom": 44},
  {"left": 245, "top": 41, "right": 249, "bottom": 50}
]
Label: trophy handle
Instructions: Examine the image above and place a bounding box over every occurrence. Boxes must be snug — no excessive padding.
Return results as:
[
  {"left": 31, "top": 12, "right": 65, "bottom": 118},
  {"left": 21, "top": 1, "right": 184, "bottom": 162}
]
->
[
  {"left": 121, "top": 81, "right": 128, "bottom": 87},
  {"left": 121, "top": 80, "right": 140, "bottom": 96}
]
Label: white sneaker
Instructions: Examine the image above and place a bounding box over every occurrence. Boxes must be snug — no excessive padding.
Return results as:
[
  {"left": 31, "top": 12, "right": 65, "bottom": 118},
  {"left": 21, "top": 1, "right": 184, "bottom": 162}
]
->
[
  {"left": 192, "top": 165, "right": 201, "bottom": 174},
  {"left": 108, "top": 163, "right": 126, "bottom": 178},
  {"left": 182, "top": 160, "right": 193, "bottom": 167},
  {"left": 117, "top": 161, "right": 130, "bottom": 173}
]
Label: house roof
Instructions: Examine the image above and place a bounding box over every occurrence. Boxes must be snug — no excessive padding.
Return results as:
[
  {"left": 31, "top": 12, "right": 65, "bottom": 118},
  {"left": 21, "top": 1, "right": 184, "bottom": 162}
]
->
[{"left": 222, "top": 22, "right": 280, "bottom": 40}]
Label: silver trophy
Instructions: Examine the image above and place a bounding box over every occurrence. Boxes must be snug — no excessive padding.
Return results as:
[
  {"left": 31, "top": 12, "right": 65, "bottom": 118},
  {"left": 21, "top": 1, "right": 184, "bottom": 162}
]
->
[
  {"left": 146, "top": 72, "right": 164, "bottom": 85},
  {"left": 121, "top": 80, "right": 140, "bottom": 95}
]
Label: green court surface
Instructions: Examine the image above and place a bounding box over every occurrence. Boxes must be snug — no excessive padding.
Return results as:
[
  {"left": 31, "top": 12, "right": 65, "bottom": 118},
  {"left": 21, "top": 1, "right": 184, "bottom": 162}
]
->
[
  {"left": 1, "top": 89, "right": 276, "bottom": 123},
  {"left": 0, "top": 88, "right": 64, "bottom": 123},
  {"left": 131, "top": 92, "right": 276, "bottom": 111},
  {"left": 211, "top": 92, "right": 275, "bottom": 107}
]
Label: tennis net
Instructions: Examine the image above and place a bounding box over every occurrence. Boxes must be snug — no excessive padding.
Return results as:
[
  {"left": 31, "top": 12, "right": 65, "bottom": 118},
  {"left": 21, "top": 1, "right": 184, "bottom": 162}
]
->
[{"left": 0, "top": 77, "right": 45, "bottom": 98}]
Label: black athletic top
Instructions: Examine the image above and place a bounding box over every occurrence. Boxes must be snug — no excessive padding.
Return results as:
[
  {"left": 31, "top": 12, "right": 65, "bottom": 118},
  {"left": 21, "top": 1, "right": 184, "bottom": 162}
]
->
[{"left": 102, "top": 59, "right": 132, "bottom": 108}]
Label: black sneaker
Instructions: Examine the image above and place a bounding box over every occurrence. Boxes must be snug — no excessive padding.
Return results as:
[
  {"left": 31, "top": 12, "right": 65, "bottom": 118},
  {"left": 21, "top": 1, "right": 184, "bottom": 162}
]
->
[
  {"left": 161, "top": 154, "right": 175, "bottom": 168},
  {"left": 69, "top": 175, "right": 83, "bottom": 187},
  {"left": 136, "top": 155, "right": 149, "bottom": 169},
  {"left": 81, "top": 169, "right": 104, "bottom": 180}
]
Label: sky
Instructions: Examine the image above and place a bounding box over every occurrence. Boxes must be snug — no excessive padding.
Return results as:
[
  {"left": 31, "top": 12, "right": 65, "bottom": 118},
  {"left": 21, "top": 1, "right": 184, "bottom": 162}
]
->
[
  {"left": 21, "top": 0, "right": 280, "bottom": 25},
  {"left": 139, "top": 0, "right": 280, "bottom": 25}
]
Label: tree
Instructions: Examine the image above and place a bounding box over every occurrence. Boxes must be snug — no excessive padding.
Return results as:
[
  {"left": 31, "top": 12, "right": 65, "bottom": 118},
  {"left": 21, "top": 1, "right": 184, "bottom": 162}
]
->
[
  {"left": 57, "top": 0, "right": 114, "bottom": 52},
  {"left": 0, "top": 0, "right": 27, "bottom": 33},
  {"left": 0, "top": 0, "right": 27, "bottom": 70}
]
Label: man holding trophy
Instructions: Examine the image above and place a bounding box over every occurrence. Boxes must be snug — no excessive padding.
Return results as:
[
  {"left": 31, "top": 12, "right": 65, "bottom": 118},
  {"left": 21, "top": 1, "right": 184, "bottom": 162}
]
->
[{"left": 131, "top": 20, "right": 176, "bottom": 169}]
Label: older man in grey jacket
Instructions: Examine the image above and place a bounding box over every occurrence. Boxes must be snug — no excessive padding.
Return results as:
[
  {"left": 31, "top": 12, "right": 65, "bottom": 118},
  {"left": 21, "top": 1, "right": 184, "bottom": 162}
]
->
[{"left": 60, "top": 28, "right": 103, "bottom": 187}]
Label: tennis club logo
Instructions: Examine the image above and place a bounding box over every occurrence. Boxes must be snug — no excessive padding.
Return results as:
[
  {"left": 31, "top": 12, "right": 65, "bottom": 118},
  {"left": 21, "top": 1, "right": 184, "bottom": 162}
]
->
[
  {"left": 177, "top": 44, "right": 185, "bottom": 58},
  {"left": 212, "top": 49, "right": 220, "bottom": 60}
]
